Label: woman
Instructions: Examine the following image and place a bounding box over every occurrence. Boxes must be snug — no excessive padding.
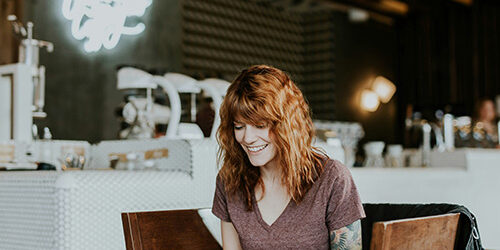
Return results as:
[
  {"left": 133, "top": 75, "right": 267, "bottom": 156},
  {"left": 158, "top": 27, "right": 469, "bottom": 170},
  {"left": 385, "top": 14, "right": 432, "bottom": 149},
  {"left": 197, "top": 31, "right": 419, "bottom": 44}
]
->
[
  {"left": 212, "top": 65, "right": 365, "bottom": 249},
  {"left": 474, "top": 98, "right": 499, "bottom": 147}
]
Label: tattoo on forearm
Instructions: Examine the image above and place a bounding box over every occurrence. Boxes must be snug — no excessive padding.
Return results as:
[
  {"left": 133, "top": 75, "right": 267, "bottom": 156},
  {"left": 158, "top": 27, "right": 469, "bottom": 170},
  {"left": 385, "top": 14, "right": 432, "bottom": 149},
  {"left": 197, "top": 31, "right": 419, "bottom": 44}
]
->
[{"left": 330, "top": 220, "right": 362, "bottom": 250}]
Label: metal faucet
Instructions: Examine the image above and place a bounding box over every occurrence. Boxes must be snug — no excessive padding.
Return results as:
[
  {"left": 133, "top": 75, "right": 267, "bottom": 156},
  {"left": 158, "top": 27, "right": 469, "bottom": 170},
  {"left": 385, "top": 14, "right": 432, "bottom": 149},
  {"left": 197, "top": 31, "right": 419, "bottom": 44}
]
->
[
  {"left": 430, "top": 123, "right": 445, "bottom": 152},
  {"left": 8, "top": 15, "right": 54, "bottom": 118},
  {"left": 421, "top": 122, "right": 432, "bottom": 167}
]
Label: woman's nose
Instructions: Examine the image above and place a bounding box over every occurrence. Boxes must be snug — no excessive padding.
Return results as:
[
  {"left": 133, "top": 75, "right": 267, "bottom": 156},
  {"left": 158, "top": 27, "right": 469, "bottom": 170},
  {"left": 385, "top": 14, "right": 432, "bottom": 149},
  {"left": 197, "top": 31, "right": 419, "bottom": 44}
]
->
[{"left": 243, "top": 125, "right": 258, "bottom": 144}]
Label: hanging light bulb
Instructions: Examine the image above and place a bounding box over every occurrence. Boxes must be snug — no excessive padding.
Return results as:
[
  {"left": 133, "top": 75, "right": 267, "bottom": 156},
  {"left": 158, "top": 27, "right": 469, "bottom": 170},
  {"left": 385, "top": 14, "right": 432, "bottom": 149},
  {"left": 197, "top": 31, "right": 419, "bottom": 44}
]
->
[
  {"left": 372, "top": 76, "right": 396, "bottom": 103},
  {"left": 361, "top": 89, "right": 380, "bottom": 112}
]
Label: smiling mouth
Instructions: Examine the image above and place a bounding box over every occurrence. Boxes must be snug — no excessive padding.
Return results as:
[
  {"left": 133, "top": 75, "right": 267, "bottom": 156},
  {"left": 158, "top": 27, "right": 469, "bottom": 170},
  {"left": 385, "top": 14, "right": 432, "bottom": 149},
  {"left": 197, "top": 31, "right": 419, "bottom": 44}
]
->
[{"left": 246, "top": 144, "right": 268, "bottom": 153}]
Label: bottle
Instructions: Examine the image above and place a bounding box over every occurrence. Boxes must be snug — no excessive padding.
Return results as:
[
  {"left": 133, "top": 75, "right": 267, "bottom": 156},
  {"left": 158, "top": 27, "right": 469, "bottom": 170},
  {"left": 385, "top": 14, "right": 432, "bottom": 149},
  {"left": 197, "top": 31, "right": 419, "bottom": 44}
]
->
[
  {"left": 39, "top": 127, "right": 57, "bottom": 170},
  {"left": 43, "top": 127, "right": 52, "bottom": 140},
  {"left": 443, "top": 114, "right": 454, "bottom": 151}
]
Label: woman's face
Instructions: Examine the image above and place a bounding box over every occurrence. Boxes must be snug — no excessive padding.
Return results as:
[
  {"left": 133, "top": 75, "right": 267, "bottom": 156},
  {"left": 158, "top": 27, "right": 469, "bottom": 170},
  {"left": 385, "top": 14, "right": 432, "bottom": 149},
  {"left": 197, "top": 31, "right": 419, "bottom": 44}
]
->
[
  {"left": 479, "top": 100, "right": 496, "bottom": 123},
  {"left": 233, "top": 121, "right": 278, "bottom": 168}
]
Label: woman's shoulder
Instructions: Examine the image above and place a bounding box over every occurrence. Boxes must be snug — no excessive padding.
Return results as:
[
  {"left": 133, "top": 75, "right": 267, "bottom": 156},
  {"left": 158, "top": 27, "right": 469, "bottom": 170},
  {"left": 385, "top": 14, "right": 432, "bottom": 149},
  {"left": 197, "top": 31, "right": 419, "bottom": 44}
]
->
[
  {"left": 215, "top": 172, "right": 244, "bottom": 200},
  {"left": 215, "top": 172, "right": 226, "bottom": 189},
  {"left": 321, "top": 156, "right": 352, "bottom": 181},
  {"left": 215, "top": 172, "right": 228, "bottom": 196}
]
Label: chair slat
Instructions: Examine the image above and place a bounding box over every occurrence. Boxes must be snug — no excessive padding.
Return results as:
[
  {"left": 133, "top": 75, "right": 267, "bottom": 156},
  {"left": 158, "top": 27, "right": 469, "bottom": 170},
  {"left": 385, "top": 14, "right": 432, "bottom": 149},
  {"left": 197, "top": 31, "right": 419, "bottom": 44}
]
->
[
  {"left": 370, "top": 213, "right": 460, "bottom": 250},
  {"left": 122, "top": 209, "right": 222, "bottom": 250}
]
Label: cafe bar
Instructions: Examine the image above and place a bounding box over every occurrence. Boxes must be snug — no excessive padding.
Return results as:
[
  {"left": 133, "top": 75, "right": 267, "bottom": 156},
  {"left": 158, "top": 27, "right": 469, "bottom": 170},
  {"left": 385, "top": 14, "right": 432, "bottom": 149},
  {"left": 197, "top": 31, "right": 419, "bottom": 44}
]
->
[{"left": 0, "top": 0, "right": 499, "bottom": 249}]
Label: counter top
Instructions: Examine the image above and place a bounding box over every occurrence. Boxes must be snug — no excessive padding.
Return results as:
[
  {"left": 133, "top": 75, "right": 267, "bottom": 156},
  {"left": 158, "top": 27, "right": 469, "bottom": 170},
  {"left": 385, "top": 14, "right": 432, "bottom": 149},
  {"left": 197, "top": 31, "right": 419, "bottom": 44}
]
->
[
  {"left": 0, "top": 146, "right": 498, "bottom": 249},
  {"left": 351, "top": 148, "right": 500, "bottom": 249}
]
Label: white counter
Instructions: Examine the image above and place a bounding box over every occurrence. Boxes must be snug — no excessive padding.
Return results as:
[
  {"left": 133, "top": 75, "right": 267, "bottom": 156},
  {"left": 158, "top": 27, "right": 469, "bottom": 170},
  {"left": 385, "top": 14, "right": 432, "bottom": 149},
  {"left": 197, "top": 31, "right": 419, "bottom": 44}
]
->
[
  {"left": 0, "top": 143, "right": 498, "bottom": 249},
  {"left": 351, "top": 148, "right": 500, "bottom": 249},
  {"left": 0, "top": 139, "right": 219, "bottom": 250}
]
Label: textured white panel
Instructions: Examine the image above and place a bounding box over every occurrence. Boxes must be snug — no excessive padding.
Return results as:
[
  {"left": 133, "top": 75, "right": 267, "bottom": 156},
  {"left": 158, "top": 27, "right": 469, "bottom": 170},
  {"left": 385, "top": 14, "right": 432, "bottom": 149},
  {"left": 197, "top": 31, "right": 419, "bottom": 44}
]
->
[
  {"left": 0, "top": 173, "right": 58, "bottom": 250},
  {"left": 0, "top": 138, "right": 219, "bottom": 250}
]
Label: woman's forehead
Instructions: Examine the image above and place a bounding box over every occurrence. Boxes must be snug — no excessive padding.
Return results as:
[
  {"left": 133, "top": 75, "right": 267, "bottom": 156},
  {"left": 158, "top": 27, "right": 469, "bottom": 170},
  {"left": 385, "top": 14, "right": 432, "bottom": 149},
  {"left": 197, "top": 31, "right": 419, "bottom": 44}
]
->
[
  {"left": 232, "top": 114, "right": 268, "bottom": 125},
  {"left": 232, "top": 116, "right": 255, "bottom": 124}
]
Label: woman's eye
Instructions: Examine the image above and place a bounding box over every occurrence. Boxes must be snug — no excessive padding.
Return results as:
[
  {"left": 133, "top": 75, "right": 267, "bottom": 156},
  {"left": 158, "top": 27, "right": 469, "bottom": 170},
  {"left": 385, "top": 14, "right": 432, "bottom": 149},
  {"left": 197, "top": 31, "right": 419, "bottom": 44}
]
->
[
  {"left": 256, "top": 124, "right": 267, "bottom": 129},
  {"left": 234, "top": 125, "right": 244, "bottom": 130}
]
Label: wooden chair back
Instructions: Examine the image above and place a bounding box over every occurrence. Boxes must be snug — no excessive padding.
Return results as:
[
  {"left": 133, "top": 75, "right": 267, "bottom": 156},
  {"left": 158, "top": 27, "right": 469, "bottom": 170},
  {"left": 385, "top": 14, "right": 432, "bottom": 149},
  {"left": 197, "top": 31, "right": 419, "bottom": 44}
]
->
[
  {"left": 370, "top": 213, "right": 460, "bottom": 250},
  {"left": 122, "top": 209, "right": 221, "bottom": 250}
]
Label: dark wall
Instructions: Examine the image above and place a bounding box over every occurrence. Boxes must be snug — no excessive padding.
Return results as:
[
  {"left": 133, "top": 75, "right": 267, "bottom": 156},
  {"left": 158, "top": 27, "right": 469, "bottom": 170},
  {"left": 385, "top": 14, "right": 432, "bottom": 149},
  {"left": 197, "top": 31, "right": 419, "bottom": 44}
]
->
[
  {"left": 394, "top": 0, "right": 500, "bottom": 146},
  {"left": 180, "top": 0, "right": 338, "bottom": 120},
  {"left": 332, "top": 13, "right": 399, "bottom": 144},
  {"left": 0, "top": 0, "right": 22, "bottom": 64},
  {"left": 397, "top": 0, "right": 500, "bottom": 119},
  {"left": 24, "top": 0, "right": 183, "bottom": 142}
]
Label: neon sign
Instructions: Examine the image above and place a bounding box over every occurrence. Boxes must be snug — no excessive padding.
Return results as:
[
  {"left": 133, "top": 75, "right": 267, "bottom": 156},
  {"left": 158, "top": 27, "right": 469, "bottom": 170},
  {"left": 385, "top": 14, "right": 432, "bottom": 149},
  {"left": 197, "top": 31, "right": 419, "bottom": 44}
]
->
[{"left": 62, "top": 0, "right": 152, "bottom": 52}]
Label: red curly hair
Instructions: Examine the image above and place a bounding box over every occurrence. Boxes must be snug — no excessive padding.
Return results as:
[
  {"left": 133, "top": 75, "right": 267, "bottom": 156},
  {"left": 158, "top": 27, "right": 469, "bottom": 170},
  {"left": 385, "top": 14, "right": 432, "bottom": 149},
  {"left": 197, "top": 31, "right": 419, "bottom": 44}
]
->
[{"left": 217, "top": 65, "right": 325, "bottom": 210}]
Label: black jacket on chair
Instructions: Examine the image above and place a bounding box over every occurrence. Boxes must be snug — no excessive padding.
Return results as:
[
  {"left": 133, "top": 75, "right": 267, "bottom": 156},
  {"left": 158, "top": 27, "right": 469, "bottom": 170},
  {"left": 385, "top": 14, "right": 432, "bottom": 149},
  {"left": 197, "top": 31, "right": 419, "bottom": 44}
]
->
[{"left": 361, "top": 203, "right": 483, "bottom": 250}]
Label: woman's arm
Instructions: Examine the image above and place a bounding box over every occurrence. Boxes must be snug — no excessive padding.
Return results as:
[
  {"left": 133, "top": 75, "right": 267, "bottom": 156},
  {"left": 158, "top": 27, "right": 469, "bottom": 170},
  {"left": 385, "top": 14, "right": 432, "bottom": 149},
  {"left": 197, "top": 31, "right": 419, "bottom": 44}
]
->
[
  {"left": 330, "top": 220, "right": 362, "bottom": 250},
  {"left": 221, "top": 221, "right": 242, "bottom": 250}
]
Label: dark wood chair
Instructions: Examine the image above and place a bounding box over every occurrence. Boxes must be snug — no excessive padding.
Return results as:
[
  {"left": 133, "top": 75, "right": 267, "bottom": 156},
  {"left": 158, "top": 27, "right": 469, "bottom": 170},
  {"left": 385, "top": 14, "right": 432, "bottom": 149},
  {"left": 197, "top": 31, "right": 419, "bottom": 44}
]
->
[
  {"left": 122, "top": 209, "right": 222, "bottom": 250},
  {"left": 370, "top": 213, "right": 460, "bottom": 250}
]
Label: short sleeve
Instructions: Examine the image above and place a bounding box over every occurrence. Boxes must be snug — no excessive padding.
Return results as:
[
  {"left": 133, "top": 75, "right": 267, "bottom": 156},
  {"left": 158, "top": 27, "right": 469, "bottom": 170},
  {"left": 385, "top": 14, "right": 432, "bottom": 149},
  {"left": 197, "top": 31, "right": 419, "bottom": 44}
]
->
[
  {"left": 211, "top": 174, "right": 231, "bottom": 222},
  {"left": 326, "top": 161, "right": 365, "bottom": 231}
]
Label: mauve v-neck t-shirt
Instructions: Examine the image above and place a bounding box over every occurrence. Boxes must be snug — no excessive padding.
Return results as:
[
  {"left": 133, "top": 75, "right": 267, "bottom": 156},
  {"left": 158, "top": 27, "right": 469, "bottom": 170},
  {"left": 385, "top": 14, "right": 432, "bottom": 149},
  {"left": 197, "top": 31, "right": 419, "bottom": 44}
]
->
[{"left": 212, "top": 158, "right": 365, "bottom": 250}]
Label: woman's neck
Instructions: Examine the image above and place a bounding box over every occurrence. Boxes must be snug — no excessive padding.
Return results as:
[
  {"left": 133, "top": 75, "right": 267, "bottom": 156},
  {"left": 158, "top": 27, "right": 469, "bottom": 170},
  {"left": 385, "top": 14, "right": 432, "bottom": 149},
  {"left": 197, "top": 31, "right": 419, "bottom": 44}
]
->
[
  {"left": 256, "top": 159, "right": 289, "bottom": 200},
  {"left": 259, "top": 158, "right": 281, "bottom": 184}
]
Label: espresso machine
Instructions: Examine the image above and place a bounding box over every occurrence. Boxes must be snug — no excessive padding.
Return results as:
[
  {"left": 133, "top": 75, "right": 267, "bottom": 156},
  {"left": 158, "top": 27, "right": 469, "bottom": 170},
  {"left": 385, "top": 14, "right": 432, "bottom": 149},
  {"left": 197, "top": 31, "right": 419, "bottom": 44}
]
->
[
  {"left": 116, "top": 67, "right": 172, "bottom": 139},
  {"left": 117, "top": 67, "right": 217, "bottom": 140},
  {"left": 0, "top": 15, "right": 53, "bottom": 142}
]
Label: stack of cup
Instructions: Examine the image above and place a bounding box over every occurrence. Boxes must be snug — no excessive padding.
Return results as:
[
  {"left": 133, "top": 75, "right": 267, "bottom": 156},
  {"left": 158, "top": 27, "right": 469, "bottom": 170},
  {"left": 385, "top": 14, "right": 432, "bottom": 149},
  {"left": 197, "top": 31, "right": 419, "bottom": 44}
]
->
[{"left": 363, "top": 141, "right": 385, "bottom": 167}]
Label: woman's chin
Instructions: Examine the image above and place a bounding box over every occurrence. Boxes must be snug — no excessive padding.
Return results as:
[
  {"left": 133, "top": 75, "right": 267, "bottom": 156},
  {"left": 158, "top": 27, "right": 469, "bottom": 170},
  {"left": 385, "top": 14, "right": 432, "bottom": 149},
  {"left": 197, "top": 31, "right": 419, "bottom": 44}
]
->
[
  {"left": 247, "top": 155, "right": 276, "bottom": 168},
  {"left": 249, "top": 159, "right": 266, "bottom": 167}
]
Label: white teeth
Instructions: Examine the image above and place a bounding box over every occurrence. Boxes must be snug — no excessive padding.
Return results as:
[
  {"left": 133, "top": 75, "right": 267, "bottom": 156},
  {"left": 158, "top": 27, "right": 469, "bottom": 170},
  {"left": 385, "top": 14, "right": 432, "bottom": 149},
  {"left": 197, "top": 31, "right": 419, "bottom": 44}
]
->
[{"left": 247, "top": 144, "right": 267, "bottom": 152}]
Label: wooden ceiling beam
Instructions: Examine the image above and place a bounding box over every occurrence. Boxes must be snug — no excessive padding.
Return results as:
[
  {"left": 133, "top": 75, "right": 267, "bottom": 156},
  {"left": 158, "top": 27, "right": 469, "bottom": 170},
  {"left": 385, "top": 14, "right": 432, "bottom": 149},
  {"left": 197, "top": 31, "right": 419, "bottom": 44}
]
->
[
  {"left": 451, "top": 0, "right": 473, "bottom": 6},
  {"left": 374, "top": 0, "right": 408, "bottom": 15},
  {"left": 322, "top": 0, "right": 409, "bottom": 16}
]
